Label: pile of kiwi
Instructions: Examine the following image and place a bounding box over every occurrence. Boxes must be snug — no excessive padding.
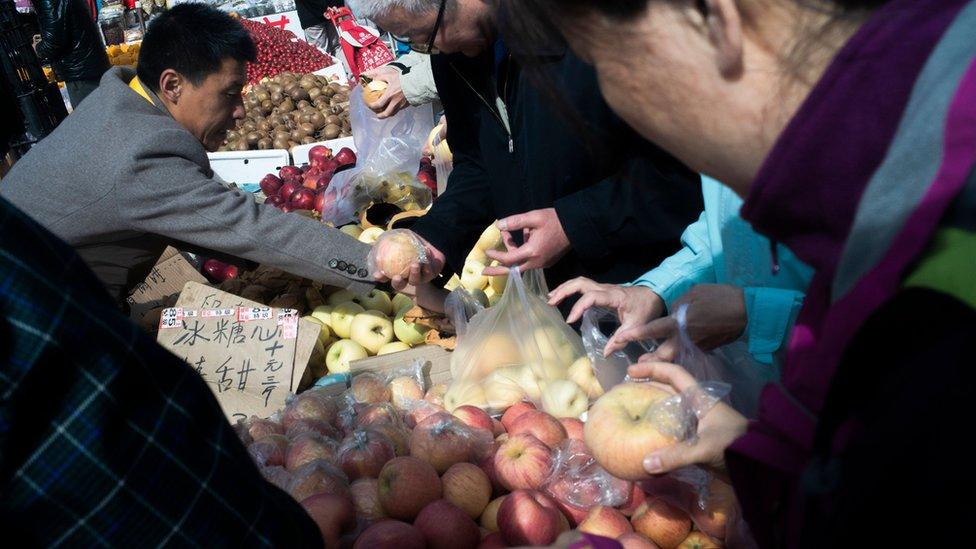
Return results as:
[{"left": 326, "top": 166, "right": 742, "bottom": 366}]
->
[{"left": 219, "top": 72, "right": 352, "bottom": 152}]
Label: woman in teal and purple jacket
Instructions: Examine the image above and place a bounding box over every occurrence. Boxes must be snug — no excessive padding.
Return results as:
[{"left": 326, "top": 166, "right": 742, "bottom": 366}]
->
[{"left": 511, "top": 0, "right": 976, "bottom": 546}]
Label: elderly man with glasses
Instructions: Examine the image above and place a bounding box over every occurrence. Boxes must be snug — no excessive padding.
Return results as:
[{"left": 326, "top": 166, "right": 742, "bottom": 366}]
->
[{"left": 350, "top": 0, "right": 703, "bottom": 308}]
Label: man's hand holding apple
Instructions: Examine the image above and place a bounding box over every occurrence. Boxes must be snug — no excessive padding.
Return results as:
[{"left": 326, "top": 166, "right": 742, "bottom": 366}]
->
[
  {"left": 482, "top": 208, "right": 571, "bottom": 275},
  {"left": 362, "top": 66, "right": 410, "bottom": 119}
]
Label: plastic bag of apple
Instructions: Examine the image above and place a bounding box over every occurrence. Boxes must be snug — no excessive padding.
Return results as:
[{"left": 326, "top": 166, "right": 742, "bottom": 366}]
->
[
  {"left": 444, "top": 267, "right": 600, "bottom": 416},
  {"left": 259, "top": 144, "right": 358, "bottom": 214}
]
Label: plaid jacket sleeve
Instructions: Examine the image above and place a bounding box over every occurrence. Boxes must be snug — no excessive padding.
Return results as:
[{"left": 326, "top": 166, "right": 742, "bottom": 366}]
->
[{"left": 0, "top": 198, "right": 322, "bottom": 547}]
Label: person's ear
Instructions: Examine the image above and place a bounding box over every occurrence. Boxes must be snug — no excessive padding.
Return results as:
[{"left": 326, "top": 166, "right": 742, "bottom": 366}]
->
[
  {"left": 158, "top": 69, "right": 183, "bottom": 104},
  {"left": 699, "top": 0, "right": 744, "bottom": 77}
]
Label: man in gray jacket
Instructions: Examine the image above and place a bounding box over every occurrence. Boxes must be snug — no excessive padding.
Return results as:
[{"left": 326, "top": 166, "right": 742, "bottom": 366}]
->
[{"left": 1, "top": 4, "right": 376, "bottom": 308}]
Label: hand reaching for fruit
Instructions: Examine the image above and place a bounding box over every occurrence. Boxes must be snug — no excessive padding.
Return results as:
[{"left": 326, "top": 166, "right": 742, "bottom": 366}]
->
[
  {"left": 547, "top": 278, "right": 666, "bottom": 355},
  {"left": 370, "top": 230, "right": 446, "bottom": 291},
  {"left": 483, "top": 208, "right": 571, "bottom": 275},
  {"left": 627, "top": 361, "right": 747, "bottom": 476},
  {"left": 362, "top": 67, "right": 410, "bottom": 119},
  {"left": 615, "top": 284, "right": 748, "bottom": 362}
]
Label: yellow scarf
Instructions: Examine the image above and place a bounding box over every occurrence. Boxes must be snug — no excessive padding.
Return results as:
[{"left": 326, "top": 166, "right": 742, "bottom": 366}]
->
[{"left": 129, "top": 77, "right": 153, "bottom": 104}]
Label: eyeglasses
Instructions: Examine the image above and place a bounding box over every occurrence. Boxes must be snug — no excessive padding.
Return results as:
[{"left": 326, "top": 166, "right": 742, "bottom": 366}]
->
[{"left": 394, "top": 0, "right": 446, "bottom": 54}]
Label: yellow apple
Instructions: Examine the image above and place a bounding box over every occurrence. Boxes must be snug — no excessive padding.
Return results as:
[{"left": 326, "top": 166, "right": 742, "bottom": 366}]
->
[
  {"left": 326, "top": 289, "right": 356, "bottom": 306},
  {"left": 460, "top": 259, "right": 488, "bottom": 290},
  {"left": 391, "top": 292, "right": 413, "bottom": 313},
  {"left": 484, "top": 366, "right": 528, "bottom": 411},
  {"left": 476, "top": 222, "right": 503, "bottom": 251},
  {"left": 331, "top": 301, "right": 366, "bottom": 339},
  {"left": 394, "top": 307, "right": 431, "bottom": 345},
  {"left": 350, "top": 310, "right": 394, "bottom": 355},
  {"left": 310, "top": 305, "right": 334, "bottom": 328},
  {"left": 378, "top": 341, "right": 411, "bottom": 355},
  {"left": 444, "top": 273, "right": 462, "bottom": 291},
  {"left": 568, "top": 356, "right": 604, "bottom": 399},
  {"left": 531, "top": 326, "right": 578, "bottom": 366},
  {"left": 302, "top": 315, "right": 332, "bottom": 346},
  {"left": 339, "top": 224, "right": 363, "bottom": 239},
  {"left": 325, "top": 339, "right": 368, "bottom": 373},
  {"left": 466, "top": 247, "right": 488, "bottom": 266},
  {"left": 443, "top": 380, "right": 488, "bottom": 411},
  {"left": 541, "top": 380, "right": 589, "bottom": 418},
  {"left": 354, "top": 289, "right": 393, "bottom": 316},
  {"left": 358, "top": 226, "right": 385, "bottom": 244},
  {"left": 584, "top": 383, "right": 678, "bottom": 480}
]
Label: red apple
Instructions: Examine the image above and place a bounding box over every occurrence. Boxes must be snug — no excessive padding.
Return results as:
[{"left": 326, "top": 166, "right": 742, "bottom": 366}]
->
[
  {"left": 377, "top": 456, "right": 442, "bottom": 520},
  {"left": 248, "top": 434, "right": 288, "bottom": 467},
  {"left": 279, "top": 203, "right": 294, "bottom": 213},
  {"left": 353, "top": 520, "right": 425, "bottom": 549},
  {"left": 337, "top": 429, "right": 396, "bottom": 480},
  {"left": 509, "top": 410, "right": 567, "bottom": 449},
  {"left": 245, "top": 417, "right": 284, "bottom": 440},
  {"left": 334, "top": 147, "right": 357, "bottom": 167},
  {"left": 492, "top": 418, "right": 506, "bottom": 437},
  {"left": 619, "top": 483, "right": 647, "bottom": 517},
  {"left": 632, "top": 498, "right": 692, "bottom": 549},
  {"left": 286, "top": 433, "right": 338, "bottom": 471},
  {"left": 619, "top": 532, "right": 662, "bottom": 549},
  {"left": 355, "top": 403, "right": 400, "bottom": 430},
  {"left": 282, "top": 393, "right": 338, "bottom": 429},
  {"left": 500, "top": 401, "right": 537, "bottom": 431},
  {"left": 314, "top": 190, "right": 326, "bottom": 213},
  {"left": 308, "top": 144, "right": 333, "bottom": 167},
  {"left": 494, "top": 433, "right": 552, "bottom": 491},
  {"left": 366, "top": 422, "right": 411, "bottom": 456},
  {"left": 290, "top": 188, "right": 316, "bottom": 210},
  {"left": 264, "top": 194, "right": 284, "bottom": 207},
  {"left": 579, "top": 505, "right": 634, "bottom": 538},
  {"left": 477, "top": 532, "right": 507, "bottom": 549},
  {"left": 497, "top": 489, "right": 568, "bottom": 546},
  {"left": 405, "top": 401, "right": 444, "bottom": 429},
  {"left": 279, "top": 165, "right": 302, "bottom": 180},
  {"left": 453, "top": 405, "right": 495, "bottom": 434},
  {"left": 350, "top": 478, "right": 386, "bottom": 522},
  {"left": 285, "top": 418, "right": 337, "bottom": 439},
  {"left": 287, "top": 459, "right": 351, "bottom": 502},
  {"left": 352, "top": 374, "right": 393, "bottom": 404},
  {"left": 260, "top": 173, "right": 282, "bottom": 195},
  {"left": 409, "top": 413, "right": 476, "bottom": 474},
  {"left": 442, "top": 462, "right": 492, "bottom": 519},
  {"left": 300, "top": 492, "right": 355, "bottom": 546},
  {"left": 559, "top": 417, "right": 585, "bottom": 441},
  {"left": 690, "top": 478, "right": 735, "bottom": 540},
  {"left": 277, "top": 180, "right": 299, "bottom": 201},
  {"left": 221, "top": 264, "right": 238, "bottom": 280},
  {"left": 414, "top": 500, "right": 481, "bottom": 549},
  {"left": 202, "top": 259, "right": 232, "bottom": 282}
]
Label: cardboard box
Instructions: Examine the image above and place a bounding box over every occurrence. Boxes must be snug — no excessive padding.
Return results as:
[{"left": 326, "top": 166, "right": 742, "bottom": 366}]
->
[{"left": 127, "top": 247, "right": 207, "bottom": 323}]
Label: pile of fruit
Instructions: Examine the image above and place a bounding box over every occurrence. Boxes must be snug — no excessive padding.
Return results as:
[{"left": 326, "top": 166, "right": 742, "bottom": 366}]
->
[
  {"left": 240, "top": 18, "right": 333, "bottom": 83},
  {"left": 106, "top": 42, "right": 140, "bottom": 67},
  {"left": 238, "top": 374, "right": 733, "bottom": 548},
  {"left": 217, "top": 74, "right": 351, "bottom": 152},
  {"left": 258, "top": 145, "right": 357, "bottom": 213}
]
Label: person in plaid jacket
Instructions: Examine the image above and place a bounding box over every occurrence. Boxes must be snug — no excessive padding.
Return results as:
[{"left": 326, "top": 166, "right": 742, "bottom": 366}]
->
[{"left": 0, "top": 196, "right": 322, "bottom": 546}]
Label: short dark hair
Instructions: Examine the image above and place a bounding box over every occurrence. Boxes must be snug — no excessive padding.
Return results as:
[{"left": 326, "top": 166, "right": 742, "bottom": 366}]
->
[{"left": 137, "top": 4, "right": 256, "bottom": 92}]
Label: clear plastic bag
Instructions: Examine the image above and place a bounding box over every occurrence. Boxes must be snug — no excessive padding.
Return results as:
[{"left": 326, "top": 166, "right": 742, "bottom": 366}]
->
[
  {"left": 445, "top": 268, "right": 589, "bottom": 414},
  {"left": 366, "top": 229, "right": 428, "bottom": 279},
  {"left": 580, "top": 307, "right": 655, "bottom": 392},
  {"left": 319, "top": 90, "right": 435, "bottom": 226},
  {"left": 543, "top": 439, "right": 632, "bottom": 510},
  {"left": 443, "top": 286, "right": 486, "bottom": 338}
]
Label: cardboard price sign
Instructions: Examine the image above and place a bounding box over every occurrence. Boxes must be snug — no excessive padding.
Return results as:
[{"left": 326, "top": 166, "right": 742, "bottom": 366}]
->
[
  {"left": 157, "top": 305, "right": 299, "bottom": 423},
  {"left": 175, "top": 281, "right": 319, "bottom": 393}
]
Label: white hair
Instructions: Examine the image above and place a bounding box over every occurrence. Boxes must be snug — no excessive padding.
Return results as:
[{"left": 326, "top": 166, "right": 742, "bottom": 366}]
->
[{"left": 347, "top": 0, "right": 442, "bottom": 20}]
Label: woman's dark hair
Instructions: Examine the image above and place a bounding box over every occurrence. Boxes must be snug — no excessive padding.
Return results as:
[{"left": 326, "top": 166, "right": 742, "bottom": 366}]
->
[{"left": 136, "top": 4, "right": 257, "bottom": 92}]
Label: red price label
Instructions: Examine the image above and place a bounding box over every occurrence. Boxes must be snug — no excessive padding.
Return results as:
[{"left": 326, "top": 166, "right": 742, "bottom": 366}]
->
[{"left": 261, "top": 15, "right": 290, "bottom": 30}]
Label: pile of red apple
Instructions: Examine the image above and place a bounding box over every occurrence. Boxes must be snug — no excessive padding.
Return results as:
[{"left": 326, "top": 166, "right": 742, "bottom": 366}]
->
[
  {"left": 260, "top": 145, "right": 357, "bottom": 214},
  {"left": 237, "top": 373, "right": 734, "bottom": 548}
]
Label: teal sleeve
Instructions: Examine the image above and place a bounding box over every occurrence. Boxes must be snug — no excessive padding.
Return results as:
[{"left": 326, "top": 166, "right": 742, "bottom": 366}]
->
[
  {"left": 630, "top": 211, "right": 716, "bottom": 310},
  {"left": 743, "top": 287, "right": 805, "bottom": 364}
]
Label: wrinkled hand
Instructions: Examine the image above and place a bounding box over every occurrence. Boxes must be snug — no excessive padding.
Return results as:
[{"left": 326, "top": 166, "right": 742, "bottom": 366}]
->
[
  {"left": 547, "top": 277, "right": 665, "bottom": 354},
  {"left": 482, "top": 208, "right": 570, "bottom": 275},
  {"left": 621, "top": 284, "right": 747, "bottom": 362},
  {"left": 371, "top": 231, "right": 446, "bottom": 291},
  {"left": 422, "top": 115, "right": 448, "bottom": 158},
  {"left": 362, "top": 66, "right": 410, "bottom": 118},
  {"left": 627, "top": 361, "right": 747, "bottom": 475}
]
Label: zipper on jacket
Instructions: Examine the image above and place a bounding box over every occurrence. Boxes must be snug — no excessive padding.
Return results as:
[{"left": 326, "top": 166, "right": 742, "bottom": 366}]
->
[{"left": 450, "top": 61, "right": 514, "bottom": 154}]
